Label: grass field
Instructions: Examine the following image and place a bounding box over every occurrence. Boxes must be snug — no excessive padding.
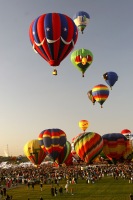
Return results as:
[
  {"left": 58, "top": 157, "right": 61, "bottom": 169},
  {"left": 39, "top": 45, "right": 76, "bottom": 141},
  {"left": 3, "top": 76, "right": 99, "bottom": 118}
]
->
[{"left": 4, "top": 176, "right": 133, "bottom": 200}]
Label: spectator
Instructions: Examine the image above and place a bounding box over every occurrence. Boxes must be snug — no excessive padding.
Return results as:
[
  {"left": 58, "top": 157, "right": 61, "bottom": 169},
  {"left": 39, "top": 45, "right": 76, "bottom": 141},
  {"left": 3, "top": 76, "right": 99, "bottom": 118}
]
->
[
  {"left": 40, "top": 182, "right": 43, "bottom": 191},
  {"left": 51, "top": 185, "right": 55, "bottom": 196},
  {"left": 54, "top": 187, "right": 58, "bottom": 196},
  {"left": 130, "top": 194, "right": 133, "bottom": 200},
  {"left": 59, "top": 185, "right": 63, "bottom": 195},
  {"left": 31, "top": 182, "right": 34, "bottom": 190},
  {"left": 3, "top": 187, "right": 6, "bottom": 196}
]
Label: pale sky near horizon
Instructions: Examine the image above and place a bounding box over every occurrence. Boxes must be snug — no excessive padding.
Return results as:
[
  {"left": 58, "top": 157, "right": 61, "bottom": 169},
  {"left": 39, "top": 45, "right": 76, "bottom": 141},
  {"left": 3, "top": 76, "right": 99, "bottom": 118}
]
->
[{"left": 0, "top": 0, "right": 133, "bottom": 156}]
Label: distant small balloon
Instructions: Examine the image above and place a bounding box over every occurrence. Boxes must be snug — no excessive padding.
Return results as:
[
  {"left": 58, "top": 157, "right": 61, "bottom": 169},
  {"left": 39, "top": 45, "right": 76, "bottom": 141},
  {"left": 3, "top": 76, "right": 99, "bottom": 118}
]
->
[
  {"left": 87, "top": 90, "right": 96, "bottom": 105},
  {"left": 73, "top": 11, "right": 90, "bottom": 34},
  {"left": 79, "top": 120, "right": 89, "bottom": 132},
  {"left": 103, "top": 71, "right": 118, "bottom": 89}
]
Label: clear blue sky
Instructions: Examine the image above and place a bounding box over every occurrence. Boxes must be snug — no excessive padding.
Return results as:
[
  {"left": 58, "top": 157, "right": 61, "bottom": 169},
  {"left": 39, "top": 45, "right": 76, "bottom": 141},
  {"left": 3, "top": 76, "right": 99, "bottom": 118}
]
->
[{"left": 0, "top": 0, "right": 132, "bottom": 156}]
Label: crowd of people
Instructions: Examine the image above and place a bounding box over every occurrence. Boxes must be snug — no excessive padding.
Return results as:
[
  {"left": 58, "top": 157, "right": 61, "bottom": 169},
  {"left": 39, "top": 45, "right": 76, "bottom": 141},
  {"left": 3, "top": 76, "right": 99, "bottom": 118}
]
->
[{"left": 0, "top": 162, "right": 133, "bottom": 199}]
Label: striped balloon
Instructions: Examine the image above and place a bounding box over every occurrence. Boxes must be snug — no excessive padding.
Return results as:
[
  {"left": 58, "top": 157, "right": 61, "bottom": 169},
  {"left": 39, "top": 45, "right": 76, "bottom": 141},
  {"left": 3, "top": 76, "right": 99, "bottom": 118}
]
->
[
  {"left": 29, "top": 13, "right": 78, "bottom": 75},
  {"left": 102, "top": 133, "right": 127, "bottom": 162},
  {"left": 23, "top": 139, "right": 46, "bottom": 166},
  {"left": 56, "top": 141, "right": 71, "bottom": 164},
  {"left": 38, "top": 132, "right": 47, "bottom": 154},
  {"left": 92, "top": 84, "right": 109, "bottom": 108},
  {"left": 38, "top": 128, "right": 67, "bottom": 161},
  {"left": 74, "top": 132, "right": 103, "bottom": 164}
]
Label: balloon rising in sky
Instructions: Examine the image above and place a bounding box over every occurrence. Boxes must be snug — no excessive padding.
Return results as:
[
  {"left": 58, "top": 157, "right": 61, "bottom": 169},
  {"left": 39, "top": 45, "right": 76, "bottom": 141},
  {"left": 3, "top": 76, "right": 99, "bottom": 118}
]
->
[
  {"left": 73, "top": 11, "right": 90, "bottom": 34},
  {"left": 29, "top": 12, "right": 78, "bottom": 75},
  {"left": 70, "top": 48, "right": 93, "bottom": 77}
]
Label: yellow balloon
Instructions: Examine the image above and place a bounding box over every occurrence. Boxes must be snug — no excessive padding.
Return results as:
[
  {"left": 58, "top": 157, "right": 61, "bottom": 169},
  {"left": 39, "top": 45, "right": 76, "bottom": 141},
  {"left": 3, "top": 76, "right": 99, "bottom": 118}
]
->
[
  {"left": 79, "top": 120, "right": 89, "bottom": 132},
  {"left": 23, "top": 139, "right": 46, "bottom": 166}
]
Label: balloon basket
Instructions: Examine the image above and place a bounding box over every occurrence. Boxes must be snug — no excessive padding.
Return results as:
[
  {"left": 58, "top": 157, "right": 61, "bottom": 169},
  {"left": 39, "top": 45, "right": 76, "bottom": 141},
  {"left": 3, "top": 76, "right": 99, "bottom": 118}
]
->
[{"left": 52, "top": 69, "right": 57, "bottom": 76}]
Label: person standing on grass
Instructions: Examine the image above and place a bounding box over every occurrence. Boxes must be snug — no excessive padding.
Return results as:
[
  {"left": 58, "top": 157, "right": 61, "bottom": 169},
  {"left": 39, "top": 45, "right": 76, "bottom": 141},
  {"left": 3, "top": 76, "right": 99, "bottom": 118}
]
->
[
  {"left": 54, "top": 187, "right": 58, "bottom": 196},
  {"left": 130, "top": 194, "right": 133, "bottom": 200},
  {"left": 0, "top": 189, "right": 3, "bottom": 198},
  {"left": 31, "top": 182, "right": 34, "bottom": 190},
  {"left": 59, "top": 185, "right": 63, "bottom": 195},
  {"left": 3, "top": 187, "right": 6, "bottom": 197},
  {"left": 40, "top": 182, "right": 43, "bottom": 191},
  {"left": 51, "top": 185, "right": 55, "bottom": 196}
]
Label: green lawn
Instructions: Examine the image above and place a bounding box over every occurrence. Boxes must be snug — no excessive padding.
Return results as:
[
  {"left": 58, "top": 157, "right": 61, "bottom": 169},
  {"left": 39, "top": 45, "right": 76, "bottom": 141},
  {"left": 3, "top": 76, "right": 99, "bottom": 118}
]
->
[{"left": 5, "top": 176, "right": 133, "bottom": 200}]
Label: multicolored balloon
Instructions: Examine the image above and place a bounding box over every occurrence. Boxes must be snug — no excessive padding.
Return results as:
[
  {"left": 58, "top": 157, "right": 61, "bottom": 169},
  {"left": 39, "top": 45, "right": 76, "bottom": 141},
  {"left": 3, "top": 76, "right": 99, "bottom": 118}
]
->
[
  {"left": 29, "top": 13, "right": 78, "bottom": 75},
  {"left": 79, "top": 120, "right": 89, "bottom": 132},
  {"left": 71, "top": 133, "right": 83, "bottom": 161},
  {"left": 102, "top": 133, "right": 127, "bottom": 163},
  {"left": 103, "top": 71, "right": 118, "bottom": 89},
  {"left": 70, "top": 48, "right": 93, "bottom": 77},
  {"left": 121, "top": 129, "right": 131, "bottom": 139},
  {"left": 38, "top": 131, "right": 47, "bottom": 153},
  {"left": 73, "top": 11, "right": 90, "bottom": 34},
  {"left": 56, "top": 141, "right": 71, "bottom": 164},
  {"left": 87, "top": 90, "right": 96, "bottom": 105},
  {"left": 92, "top": 84, "right": 109, "bottom": 108},
  {"left": 64, "top": 152, "right": 73, "bottom": 166},
  {"left": 23, "top": 139, "right": 46, "bottom": 166},
  {"left": 38, "top": 128, "right": 67, "bottom": 161},
  {"left": 123, "top": 140, "right": 132, "bottom": 160},
  {"left": 74, "top": 132, "right": 103, "bottom": 164}
]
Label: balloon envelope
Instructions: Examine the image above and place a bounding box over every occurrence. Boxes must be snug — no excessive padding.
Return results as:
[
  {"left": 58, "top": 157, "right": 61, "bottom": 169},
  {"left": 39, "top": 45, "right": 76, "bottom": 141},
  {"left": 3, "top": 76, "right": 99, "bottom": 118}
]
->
[
  {"left": 23, "top": 139, "right": 46, "bottom": 166},
  {"left": 29, "top": 13, "right": 78, "bottom": 74},
  {"left": 102, "top": 133, "right": 127, "bottom": 162},
  {"left": 74, "top": 132, "right": 103, "bottom": 164},
  {"left": 103, "top": 71, "right": 118, "bottom": 89},
  {"left": 64, "top": 152, "right": 73, "bottom": 166},
  {"left": 73, "top": 11, "right": 90, "bottom": 33},
  {"left": 121, "top": 129, "right": 132, "bottom": 140},
  {"left": 79, "top": 120, "right": 89, "bottom": 132},
  {"left": 92, "top": 84, "right": 109, "bottom": 107},
  {"left": 70, "top": 48, "right": 93, "bottom": 77},
  {"left": 87, "top": 90, "right": 96, "bottom": 105},
  {"left": 38, "top": 128, "right": 67, "bottom": 161},
  {"left": 56, "top": 141, "right": 71, "bottom": 164}
]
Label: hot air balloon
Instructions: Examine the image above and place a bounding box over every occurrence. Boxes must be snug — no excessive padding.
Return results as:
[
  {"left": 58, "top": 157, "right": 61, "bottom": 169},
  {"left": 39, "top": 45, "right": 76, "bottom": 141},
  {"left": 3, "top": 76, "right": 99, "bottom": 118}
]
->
[
  {"left": 71, "top": 48, "right": 93, "bottom": 77},
  {"left": 79, "top": 120, "right": 89, "bottom": 133},
  {"left": 74, "top": 132, "right": 103, "bottom": 164},
  {"left": 103, "top": 71, "right": 118, "bottom": 89},
  {"left": 55, "top": 141, "right": 71, "bottom": 164},
  {"left": 102, "top": 133, "right": 127, "bottom": 164},
  {"left": 23, "top": 139, "right": 46, "bottom": 166},
  {"left": 38, "top": 131, "right": 47, "bottom": 154},
  {"left": 73, "top": 11, "right": 90, "bottom": 34},
  {"left": 71, "top": 133, "right": 83, "bottom": 161},
  {"left": 29, "top": 13, "right": 78, "bottom": 75},
  {"left": 64, "top": 152, "right": 73, "bottom": 166},
  {"left": 38, "top": 128, "right": 67, "bottom": 161},
  {"left": 92, "top": 84, "right": 109, "bottom": 108},
  {"left": 87, "top": 90, "right": 96, "bottom": 105},
  {"left": 123, "top": 140, "right": 133, "bottom": 161},
  {"left": 121, "top": 129, "right": 131, "bottom": 140}
]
